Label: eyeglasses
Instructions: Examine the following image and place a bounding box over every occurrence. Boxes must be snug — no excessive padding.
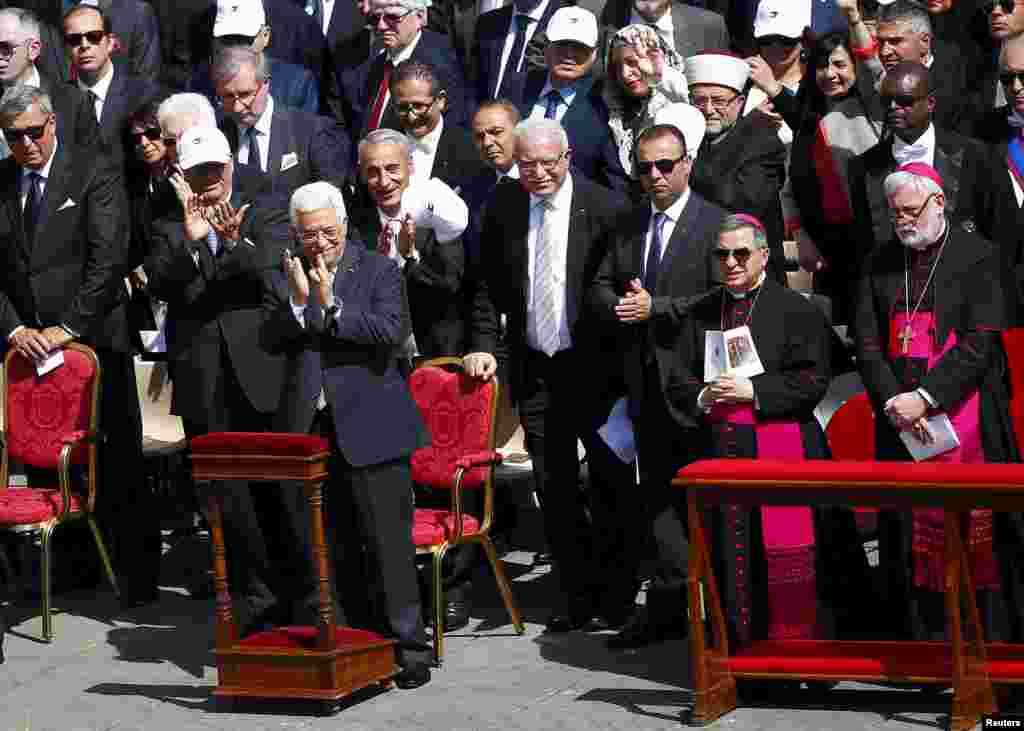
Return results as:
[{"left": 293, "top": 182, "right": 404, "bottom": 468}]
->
[
  {"left": 635, "top": 156, "right": 685, "bottom": 176},
  {"left": 296, "top": 225, "right": 344, "bottom": 244},
  {"left": 368, "top": 9, "right": 411, "bottom": 26},
  {"left": 217, "top": 82, "right": 264, "bottom": 108},
  {"left": 986, "top": 0, "right": 1018, "bottom": 13},
  {"left": 2, "top": 120, "right": 49, "bottom": 144},
  {"left": 394, "top": 97, "right": 437, "bottom": 115},
  {"left": 757, "top": 35, "right": 799, "bottom": 49},
  {"left": 713, "top": 247, "right": 757, "bottom": 264},
  {"left": 64, "top": 30, "right": 107, "bottom": 48},
  {"left": 880, "top": 93, "right": 927, "bottom": 108},
  {"left": 690, "top": 93, "right": 739, "bottom": 113},
  {"left": 131, "top": 127, "right": 162, "bottom": 143},
  {"left": 1000, "top": 69, "right": 1024, "bottom": 87},
  {"left": 517, "top": 151, "right": 567, "bottom": 173},
  {"left": 889, "top": 193, "right": 936, "bottom": 223},
  {"left": 0, "top": 39, "right": 27, "bottom": 60}
]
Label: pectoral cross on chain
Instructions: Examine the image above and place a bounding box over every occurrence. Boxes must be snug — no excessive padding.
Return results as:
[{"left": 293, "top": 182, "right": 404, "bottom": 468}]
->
[{"left": 898, "top": 323, "right": 915, "bottom": 354}]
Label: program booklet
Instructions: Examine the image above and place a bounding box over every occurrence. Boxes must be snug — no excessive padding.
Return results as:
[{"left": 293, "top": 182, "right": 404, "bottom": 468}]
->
[
  {"left": 704, "top": 325, "right": 766, "bottom": 381},
  {"left": 898, "top": 413, "right": 960, "bottom": 461}
]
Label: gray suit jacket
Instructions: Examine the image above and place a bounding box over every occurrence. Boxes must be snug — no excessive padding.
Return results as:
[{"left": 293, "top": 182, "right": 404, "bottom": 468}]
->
[{"left": 601, "top": 0, "right": 729, "bottom": 59}]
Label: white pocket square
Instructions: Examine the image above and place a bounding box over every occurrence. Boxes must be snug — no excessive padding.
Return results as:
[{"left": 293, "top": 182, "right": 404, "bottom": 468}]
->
[
  {"left": 57, "top": 198, "right": 76, "bottom": 211},
  {"left": 280, "top": 152, "right": 299, "bottom": 172}
]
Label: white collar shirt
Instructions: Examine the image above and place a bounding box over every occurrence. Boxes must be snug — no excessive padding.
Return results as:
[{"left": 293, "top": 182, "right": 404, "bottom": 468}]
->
[
  {"left": 238, "top": 95, "right": 274, "bottom": 172},
  {"left": 407, "top": 116, "right": 444, "bottom": 184},
  {"left": 892, "top": 123, "right": 936, "bottom": 167},
  {"left": 77, "top": 62, "right": 114, "bottom": 122},
  {"left": 494, "top": 0, "right": 550, "bottom": 96},
  {"left": 530, "top": 77, "right": 580, "bottom": 121},
  {"left": 642, "top": 188, "right": 690, "bottom": 283},
  {"left": 497, "top": 163, "right": 520, "bottom": 181},
  {"left": 525, "top": 173, "right": 574, "bottom": 354},
  {"left": 321, "top": 0, "right": 336, "bottom": 35}
]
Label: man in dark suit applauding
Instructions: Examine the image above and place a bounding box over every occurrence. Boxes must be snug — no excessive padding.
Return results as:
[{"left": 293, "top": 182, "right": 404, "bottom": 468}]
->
[
  {"left": 0, "top": 85, "right": 159, "bottom": 608},
  {"left": 465, "top": 117, "right": 637, "bottom": 633},
  {"left": 262, "top": 181, "right": 432, "bottom": 689},
  {"left": 590, "top": 108, "right": 728, "bottom": 649}
]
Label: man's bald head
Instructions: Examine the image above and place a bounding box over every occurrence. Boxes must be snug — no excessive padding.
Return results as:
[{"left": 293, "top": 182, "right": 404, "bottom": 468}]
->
[{"left": 883, "top": 61, "right": 932, "bottom": 95}]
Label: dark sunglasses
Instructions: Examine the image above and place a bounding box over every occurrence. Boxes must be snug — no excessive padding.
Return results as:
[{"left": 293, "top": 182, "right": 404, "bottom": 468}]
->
[
  {"left": 880, "top": 93, "right": 926, "bottom": 108},
  {"left": 713, "top": 247, "right": 755, "bottom": 263},
  {"left": 757, "top": 35, "right": 799, "bottom": 48},
  {"left": 635, "top": 156, "right": 684, "bottom": 176},
  {"left": 1000, "top": 70, "right": 1024, "bottom": 87},
  {"left": 64, "top": 30, "right": 107, "bottom": 48},
  {"left": 2, "top": 122, "right": 48, "bottom": 144},
  {"left": 368, "top": 9, "right": 411, "bottom": 26},
  {"left": 132, "top": 127, "right": 162, "bottom": 143},
  {"left": 986, "top": 0, "right": 1016, "bottom": 13}
]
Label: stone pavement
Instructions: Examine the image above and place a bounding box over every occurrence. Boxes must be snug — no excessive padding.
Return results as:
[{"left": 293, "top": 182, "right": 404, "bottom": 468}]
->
[{"left": 0, "top": 496, "right": 1002, "bottom": 731}]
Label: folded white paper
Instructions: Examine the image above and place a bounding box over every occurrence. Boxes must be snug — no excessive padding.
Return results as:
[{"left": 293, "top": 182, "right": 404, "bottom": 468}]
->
[
  {"left": 598, "top": 397, "right": 637, "bottom": 464},
  {"left": 36, "top": 349, "right": 64, "bottom": 376},
  {"left": 899, "top": 413, "right": 960, "bottom": 461}
]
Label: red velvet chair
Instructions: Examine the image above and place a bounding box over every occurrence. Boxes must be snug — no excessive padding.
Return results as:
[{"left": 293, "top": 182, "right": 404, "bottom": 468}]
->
[
  {"left": 1001, "top": 329, "right": 1024, "bottom": 455},
  {"left": 408, "top": 358, "right": 525, "bottom": 663},
  {"left": 824, "top": 390, "right": 878, "bottom": 534},
  {"left": 0, "top": 344, "right": 118, "bottom": 641}
]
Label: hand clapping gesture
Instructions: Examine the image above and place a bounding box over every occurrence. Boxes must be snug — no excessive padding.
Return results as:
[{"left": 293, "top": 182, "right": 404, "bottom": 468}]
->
[
  {"left": 397, "top": 213, "right": 417, "bottom": 258},
  {"left": 207, "top": 200, "right": 250, "bottom": 245}
]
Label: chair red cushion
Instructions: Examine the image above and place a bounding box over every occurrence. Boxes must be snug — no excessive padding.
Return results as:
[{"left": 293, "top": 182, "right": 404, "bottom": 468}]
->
[
  {"left": 236, "top": 625, "right": 388, "bottom": 650},
  {"left": 727, "top": 640, "right": 954, "bottom": 678},
  {"left": 6, "top": 349, "right": 97, "bottom": 469},
  {"left": 190, "top": 433, "right": 330, "bottom": 458},
  {"left": 0, "top": 487, "right": 82, "bottom": 526},
  {"left": 1002, "top": 329, "right": 1024, "bottom": 456},
  {"left": 408, "top": 366, "right": 497, "bottom": 490},
  {"left": 825, "top": 392, "right": 875, "bottom": 461},
  {"left": 412, "top": 508, "right": 480, "bottom": 546}
]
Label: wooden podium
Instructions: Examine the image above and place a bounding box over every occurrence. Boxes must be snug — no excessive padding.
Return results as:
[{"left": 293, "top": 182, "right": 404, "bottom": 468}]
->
[
  {"left": 190, "top": 433, "right": 398, "bottom": 712},
  {"left": 674, "top": 459, "right": 1024, "bottom": 730}
]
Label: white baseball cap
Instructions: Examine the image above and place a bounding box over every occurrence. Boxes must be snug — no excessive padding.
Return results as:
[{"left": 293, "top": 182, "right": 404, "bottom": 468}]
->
[
  {"left": 753, "top": 0, "right": 809, "bottom": 40},
  {"left": 213, "top": 0, "right": 266, "bottom": 38},
  {"left": 546, "top": 6, "right": 599, "bottom": 48},
  {"left": 178, "top": 125, "right": 232, "bottom": 170}
]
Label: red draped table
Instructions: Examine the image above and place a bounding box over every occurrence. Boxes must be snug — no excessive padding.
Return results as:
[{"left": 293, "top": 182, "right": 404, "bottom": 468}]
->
[{"left": 674, "top": 459, "right": 1024, "bottom": 730}]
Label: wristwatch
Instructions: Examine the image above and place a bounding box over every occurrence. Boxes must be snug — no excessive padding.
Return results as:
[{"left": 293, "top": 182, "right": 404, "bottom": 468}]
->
[{"left": 324, "top": 303, "right": 341, "bottom": 320}]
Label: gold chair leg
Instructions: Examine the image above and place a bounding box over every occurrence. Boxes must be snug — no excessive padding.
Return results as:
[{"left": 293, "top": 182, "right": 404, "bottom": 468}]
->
[
  {"left": 433, "top": 544, "right": 447, "bottom": 665},
  {"left": 39, "top": 522, "right": 55, "bottom": 642},
  {"left": 479, "top": 536, "right": 524, "bottom": 634},
  {"left": 87, "top": 516, "right": 119, "bottom": 596}
]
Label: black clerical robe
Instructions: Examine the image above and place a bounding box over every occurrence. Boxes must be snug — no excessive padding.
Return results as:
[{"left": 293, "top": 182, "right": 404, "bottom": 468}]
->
[{"left": 665, "top": 280, "right": 864, "bottom": 647}]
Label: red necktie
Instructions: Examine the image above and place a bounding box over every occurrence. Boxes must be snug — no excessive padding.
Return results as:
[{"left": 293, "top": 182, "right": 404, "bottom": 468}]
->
[{"left": 368, "top": 59, "right": 394, "bottom": 131}]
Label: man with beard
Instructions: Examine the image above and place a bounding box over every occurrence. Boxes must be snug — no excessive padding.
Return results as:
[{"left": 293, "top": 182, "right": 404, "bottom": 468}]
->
[
  {"left": 854, "top": 162, "right": 1021, "bottom": 641},
  {"left": 685, "top": 50, "right": 787, "bottom": 285},
  {"left": 847, "top": 61, "right": 988, "bottom": 257}
]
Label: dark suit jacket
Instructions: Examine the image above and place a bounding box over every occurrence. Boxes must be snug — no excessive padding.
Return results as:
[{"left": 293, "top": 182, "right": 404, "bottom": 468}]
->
[
  {"left": 95, "top": 63, "right": 163, "bottom": 168},
  {"left": 930, "top": 40, "right": 972, "bottom": 135},
  {"left": 261, "top": 243, "right": 428, "bottom": 468},
  {"left": 36, "top": 72, "right": 103, "bottom": 154},
  {"left": 0, "top": 143, "right": 130, "bottom": 352},
  {"left": 429, "top": 121, "right": 487, "bottom": 192},
  {"left": 518, "top": 70, "right": 630, "bottom": 193},
  {"left": 221, "top": 102, "right": 351, "bottom": 199},
  {"left": 107, "top": 0, "right": 162, "bottom": 82},
  {"left": 145, "top": 198, "right": 291, "bottom": 424},
  {"left": 846, "top": 127, "right": 989, "bottom": 256},
  {"left": 470, "top": 173, "right": 630, "bottom": 413},
  {"left": 689, "top": 113, "right": 787, "bottom": 285},
  {"left": 600, "top": 0, "right": 729, "bottom": 58},
  {"left": 150, "top": 0, "right": 212, "bottom": 90},
  {"left": 588, "top": 191, "right": 728, "bottom": 427},
  {"left": 341, "top": 30, "right": 470, "bottom": 140},
  {"left": 978, "top": 137, "right": 1024, "bottom": 324},
  {"left": 188, "top": 57, "right": 319, "bottom": 115},
  {"left": 472, "top": 0, "right": 565, "bottom": 106}
]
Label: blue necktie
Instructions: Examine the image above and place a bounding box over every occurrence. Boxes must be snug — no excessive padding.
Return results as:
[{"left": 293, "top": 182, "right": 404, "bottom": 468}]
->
[
  {"left": 544, "top": 89, "right": 561, "bottom": 120},
  {"left": 644, "top": 212, "right": 666, "bottom": 293}
]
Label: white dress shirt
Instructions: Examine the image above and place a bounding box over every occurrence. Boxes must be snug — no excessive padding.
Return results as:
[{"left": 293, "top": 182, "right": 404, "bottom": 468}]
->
[
  {"left": 376, "top": 177, "right": 469, "bottom": 268},
  {"left": 629, "top": 5, "right": 673, "bottom": 50},
  {"left": 497, "top": 163, "right": 520, "bottom": 181},
  {"left": 77, "top": 62, "right": 114, "bottom": 121},
  {"left": 525, "top": 173, "right": 573, "bottom": 354},
  {"left": 408, "top": 116, "right": 444, "bottom": 185},
  {"left": 892, "top": 123, "right": 936, "bottom": 168},
  {"left": 494, "top": 0, "right": 550, "bottom": 97},
  {"left": 642, "top": 188, "right": 690, "bottom": 280},
  {"left": 529, "top": 78, "right": 580, "bottom": 121},
  {"left": 238, "top": 95, "right": 274, "bottom": 172},
  {"left": 321, "top": 0, "right": 336, "bottom": 36}
]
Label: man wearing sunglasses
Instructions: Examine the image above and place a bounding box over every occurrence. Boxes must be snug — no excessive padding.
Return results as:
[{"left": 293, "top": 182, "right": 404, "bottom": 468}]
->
[
  {"left": 62, "top": 4, "right": 160, "bottom": 169},
  {"left": 685, "top": 50, "right": 787, "bottom": 285},
  {"left": 590, "top": 108, "right": 727, "bottom": 649},
  {"left": 848, "top": 61, "right": 987, "bottom": 262},
  {"left": 341, "top": 0, "right": 467, "bottom": 141},
  {"left": 211, "top": 45, "right": 349, "bottom": 201},
  {"left": 0, "top": 84, "right": 161, "bottom": 609},
  {"left": 0, "top": 8, "right": 100, "bottom": 155}
]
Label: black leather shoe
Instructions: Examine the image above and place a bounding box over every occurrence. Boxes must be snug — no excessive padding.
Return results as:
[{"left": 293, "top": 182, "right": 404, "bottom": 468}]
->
[
  {"left": 532, "top": 551, "right": 554, "bottom": 566},
  {"left": 394, "top": 664, "right": 431, "bottom": 689},
  {"left": 444, "top": 598, "right": 471, "bottom": 631},
  {"left": 119, "top": 591, "right": 160, "bottom": 611},
  {"left": 605, "top": 613, "right": 688, "bottom": 649}
]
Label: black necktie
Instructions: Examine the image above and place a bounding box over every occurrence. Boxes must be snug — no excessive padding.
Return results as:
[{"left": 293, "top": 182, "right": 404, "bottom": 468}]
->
[
  {"left": 644, "top": 212, "right": 666, "bottom": 293},
  {"left": 246, "top": 126, "right": 262, "bottom": 172},
  {"left": 498, "top": 14, "right": 531, "bottom": 98},
  {"left": 88, "top": 89, "right": 100, "bottom": 123},
  {"left": 23, "top": 171, "right": 41, "bottom": 244}
]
